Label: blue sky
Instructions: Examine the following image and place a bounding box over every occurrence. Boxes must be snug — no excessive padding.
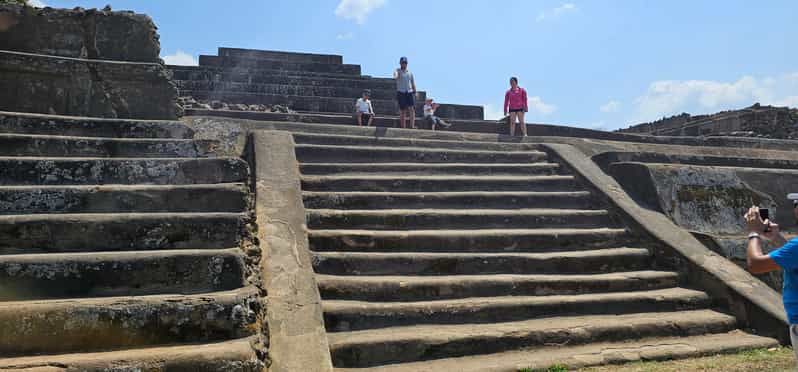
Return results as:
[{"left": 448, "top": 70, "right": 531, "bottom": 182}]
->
[{"left": 39, "top": 0, "right": 798, "bottom": 129}]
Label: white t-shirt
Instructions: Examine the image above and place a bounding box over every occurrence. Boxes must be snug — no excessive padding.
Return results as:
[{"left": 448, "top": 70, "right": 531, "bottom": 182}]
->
[
  {"left": 356, "top": 98, "right": 374, "bottom": 114},
  {"left": 423, "top": 103, "right": 434, "bottom": 117}
]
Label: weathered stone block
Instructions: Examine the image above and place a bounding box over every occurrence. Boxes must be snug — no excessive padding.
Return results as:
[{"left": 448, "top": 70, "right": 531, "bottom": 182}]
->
[
  {"left": 0, "top": 4, "right": 160, "bottom": 62},
  {"left": 0, "top": 50, "right": 179, "bottom": 119}
]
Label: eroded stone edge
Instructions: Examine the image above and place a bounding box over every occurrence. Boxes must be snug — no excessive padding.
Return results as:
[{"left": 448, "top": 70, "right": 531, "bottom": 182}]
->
[
  {"left": 542, "top": 143, "right": 789, "bottom": 343},
  {"left": 252, "top": 130, "right": 334, "bottom": 372}
]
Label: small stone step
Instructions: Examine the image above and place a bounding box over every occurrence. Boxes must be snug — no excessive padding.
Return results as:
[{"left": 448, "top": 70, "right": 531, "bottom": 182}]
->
[
  {"left": 0, "top": 249, "right": 247, "bottom": 300},
  {"left": 307, "top": 208, "right": 612, "bottom": 230},
  {"left": 316, "top": 271, "right": 680, "bottom": 301},
  {"left": 0, "top": 183, "right": 249, "bottom": 214},
  {"left": 0, "top": 212, "right": 248, "bottom": 254},
  {"left": 333, "top": 331, "right": 778, "bottom": 372},
  {"left": 0, "top": 337, "right": 263, "bottom": 371},
  {"left": 301, "top": 175, "right": 578, "bottom": 192},
  {"left": 300, "top": 162, "right": 561, "bottom": 176},
  {"left": 312, "top": 248, "right": 650, "bottom": 276},
  {"left": 302, "top": 191, "right": 598, "bottom": 210},
  {"left": 328, "top": 309, "right": 737, "bottom": 368},
  {"left": 0, "top": 133, "right": 217, "bottom": 157},
  {"left": 0, "top": 111, "right": 194, "bottom": 139},
  {"left": 295, "top": 144, "right": 548, "bottom": 163},
  {"left": 308, "top": 228, "right": 632, "bottom": 253},
  {"left": 292, "top": 132, "right": 545, "bottom": 152},
  {"left": 0, "top": 157, "right": 248, "bottom": 185},
  {"left": 0, "top": 287, "right": 259, "bottom": 356},
  {"left": 323, "top": 287, "right": 710, "bottom": 332}
]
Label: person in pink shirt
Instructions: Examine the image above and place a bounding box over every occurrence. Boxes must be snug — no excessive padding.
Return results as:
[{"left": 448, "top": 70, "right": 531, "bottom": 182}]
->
[{"left": 503, "top": 77, "right": 528, "bottom": 137}]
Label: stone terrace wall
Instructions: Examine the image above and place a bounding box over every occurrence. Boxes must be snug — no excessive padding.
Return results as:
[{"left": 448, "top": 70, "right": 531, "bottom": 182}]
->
[
  {"left": 0, "top": 4, "right": 160, "bottom": 62},
  {"left": 0, "top": 4, "right": 178, "bottom": 119},
  {"left": 170, "top": 47, "right": 485, "bottom": 120}
]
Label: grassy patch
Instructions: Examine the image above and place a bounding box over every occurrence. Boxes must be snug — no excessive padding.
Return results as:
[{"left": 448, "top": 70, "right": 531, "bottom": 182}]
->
[
  {"left": 579, "top": 347, "right": 795, "bottom": 372},
  {"left": 518, "top": 348, "right": 796, "bottom": 372}
]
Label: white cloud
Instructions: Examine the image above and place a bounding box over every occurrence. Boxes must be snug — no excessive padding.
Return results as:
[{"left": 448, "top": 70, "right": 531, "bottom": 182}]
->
[
  {"left": 634, "top": 72, "right": 798, "bottom": 122},
  {"left": 335, "top": 0, "right": 386, "bottom": 25},
  {"left": 28, "top": 0, "right": 46, "bottom": 7},
  {"left": 483, "top": 104, "right": 505, "bottom": 120},
  {"left": 162, "top": 50, "right": 197, "bottom": 66},
  {"left": 600, "top": 100, "right": 621, "bottom": 113},
  {"left": 528, "top": 96, "right": 557, "bottom": 115},
  {"left": 336, "top": 32, "right": 354, "bottom": 41},
  {"left": 536, "top": 3, "right": 577, "bottom": 22}
]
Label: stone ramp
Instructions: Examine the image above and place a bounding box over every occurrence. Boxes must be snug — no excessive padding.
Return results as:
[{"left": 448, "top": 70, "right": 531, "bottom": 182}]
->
[
  {"left": 0, "top": 114, "right": 265, "bottom": 368},
  {"left": 282, "top": 129, "right": 780, "bottom": 370}
]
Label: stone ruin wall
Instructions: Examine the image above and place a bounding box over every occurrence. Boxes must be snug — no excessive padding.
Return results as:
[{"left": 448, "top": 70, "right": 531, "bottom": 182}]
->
[
  {"left": 0, "top": 4, "right": 179, "bottom": 119},
  {"left": 619, "top": 104, "right": 798, "bottom": 139}
]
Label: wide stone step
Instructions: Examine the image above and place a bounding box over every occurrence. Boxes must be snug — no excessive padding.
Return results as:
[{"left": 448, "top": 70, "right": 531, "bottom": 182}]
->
[
  {"left": 171, "top": 65, "right": 392, "bottom": 84},
  {"left": 218, "top": 47, "right": 344, "bottom": 64},
  {"left": 292, "top": 132, "right": 545, "bottom": 152},
  {"left": 198, "top": 55, "right": 362, "bottom": 74},
  {"left": 300, "top": 162, "right": 562, "bottom": 176},
  {"left": 316, "top": 271, "right": 680, "bottom": 301},
  {"left": 177, "top": 80, "right": 406, "bottom": 101},
  {"left": 0, "top": 287, "right": 258, "bottom": 357},
  {"left": 0, "top": 133, "right": 216, "bottom": 157},
  {"left": 0, "top": 337, "right": 263, "bottom": 371},
  {"left": 0, "top": 157, "right": 248, "bottom": 185},
  {"left": 0, "top": 212, "right": 248, "bottom": 254},
  {"left": 308, "top": 228, "right": 633, "bottom": 253},
  {"left": 0, "top": 183, "right": 249, "bottom": 214},
  {"left": 175, "top": 72, "right": 395, "bottom": 90},
  {"left": 332, "top": 331, "right": 778, "bottom": 372},
  {"left": 307, "top": 208, "right": 613, "bottom": 230},
  {"left": 323, "top": 287, "right": 710, "bottom": 332},
  {"left": 302, "top": 191, "right": 598, "bottom": 210},
  {"left": 328, "top": 309, "right": 737, "bottom": 368},
  {"left": 301, "top": 175, "right": 577, "bottom": 192},
  {"left": 312, "top": 248, "right": 650, "bottom": 276},
  {"left": 181, "top": 90, "right": 484, "bottom": 119},
  {"left": 0, "top": 111, "right": 193, "bottom": 139},
  {"left": 0, "top": 249, "right": 247, "bottom": 300},
  {"left": 295, "top": 144, "right": 548, "bottom": 163}
]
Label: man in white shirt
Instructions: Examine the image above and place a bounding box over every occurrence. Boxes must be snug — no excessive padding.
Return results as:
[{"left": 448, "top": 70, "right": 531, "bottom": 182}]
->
[
  {"left": 354, "top": 90, "right": 374, "bottom": 127},
  {"left": 394, "top": 56, "right": 417, "bottom": 129}
]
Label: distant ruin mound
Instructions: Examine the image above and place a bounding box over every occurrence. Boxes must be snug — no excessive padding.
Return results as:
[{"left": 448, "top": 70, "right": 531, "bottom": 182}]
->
[{"left": 619, "top": 104, "right": 798, "bottom": 139}]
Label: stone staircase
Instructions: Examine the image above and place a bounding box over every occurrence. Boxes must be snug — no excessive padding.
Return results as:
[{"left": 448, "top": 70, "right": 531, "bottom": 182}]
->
[
  {"left": 169, "top": 47, "right": 484, "bottom": 120},
  {"left": 289, "top": 130, "right": 779, "bottom": 371},
  {"left": 0, "top": 113, "right": 264, "bottom": 370}
]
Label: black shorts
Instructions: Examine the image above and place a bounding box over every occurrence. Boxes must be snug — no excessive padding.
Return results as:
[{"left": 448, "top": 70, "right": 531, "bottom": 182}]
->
[
  {"left": 508, "top": 108, "right": 526, "bottom": 113},
  {"left": 397, "top": 91, "right": 416, "bottom": 110},
  {"left": 359, "top": 113, "right": 373, "bottom": 121}
]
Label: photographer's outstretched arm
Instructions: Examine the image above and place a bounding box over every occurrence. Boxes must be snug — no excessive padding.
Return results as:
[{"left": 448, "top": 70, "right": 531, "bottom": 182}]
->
[{"left": 745, "top": 206, "right": 783, "bottom": 274}]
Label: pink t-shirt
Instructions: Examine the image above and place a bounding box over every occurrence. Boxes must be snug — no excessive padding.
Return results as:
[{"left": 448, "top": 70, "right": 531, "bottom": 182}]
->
[{"left": 504, "top": 87, "right": 528, "bottom": 113}]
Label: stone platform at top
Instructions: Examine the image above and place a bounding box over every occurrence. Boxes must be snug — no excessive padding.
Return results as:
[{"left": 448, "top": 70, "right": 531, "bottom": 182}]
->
[{"left": 169, "top": 47, "right": 485, "bottom": 120}]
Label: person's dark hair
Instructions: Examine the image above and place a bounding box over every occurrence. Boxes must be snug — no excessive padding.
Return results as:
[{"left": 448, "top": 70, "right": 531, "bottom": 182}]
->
[{"left": 510, "top": 77, "right": 518, "bottom": 84}]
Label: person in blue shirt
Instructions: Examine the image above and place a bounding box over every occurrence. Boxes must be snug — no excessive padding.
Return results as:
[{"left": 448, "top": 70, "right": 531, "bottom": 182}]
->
[{"left": 744, "top": 205, "right": 798, "bottom": 358}]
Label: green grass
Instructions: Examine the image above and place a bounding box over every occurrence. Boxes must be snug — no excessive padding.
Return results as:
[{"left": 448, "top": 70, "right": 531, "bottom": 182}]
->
[{"left": 518, "top": 348, "right": 796, "bottom": 372}]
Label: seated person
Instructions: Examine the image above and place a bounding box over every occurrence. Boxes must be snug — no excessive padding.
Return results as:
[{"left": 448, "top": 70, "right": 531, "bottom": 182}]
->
[
  {"left": 355, "top": 90, "right": 374, "bottom": 127},
  {"left": 423, "top": 98, "right": 451, "bottom": 131}
]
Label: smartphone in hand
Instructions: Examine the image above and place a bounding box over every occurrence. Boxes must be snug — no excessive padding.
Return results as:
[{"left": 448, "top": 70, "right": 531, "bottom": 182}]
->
[{"left": 760, "top": 208, "right": 771, "bottom": 232}]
